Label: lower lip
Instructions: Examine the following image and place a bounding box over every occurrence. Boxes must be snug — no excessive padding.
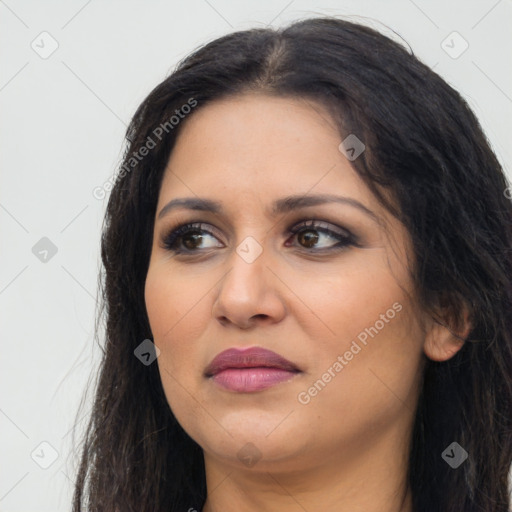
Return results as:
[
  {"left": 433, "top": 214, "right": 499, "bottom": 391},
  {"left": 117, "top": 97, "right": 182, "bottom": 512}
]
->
[{"left": 210, "top": 367, "right": 299, "bottom": 392}]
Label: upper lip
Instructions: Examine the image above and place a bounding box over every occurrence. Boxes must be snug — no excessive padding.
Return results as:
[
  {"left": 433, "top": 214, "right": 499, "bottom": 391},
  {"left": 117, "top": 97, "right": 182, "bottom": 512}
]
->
[{"left": 205, "top": 347, "right": 301, "bottom": 377}]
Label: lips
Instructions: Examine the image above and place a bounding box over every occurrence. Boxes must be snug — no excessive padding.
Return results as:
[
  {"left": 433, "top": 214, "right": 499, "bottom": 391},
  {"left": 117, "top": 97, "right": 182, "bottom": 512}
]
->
[
  {"left": 204, "top": 347, "right": 302, "bottom": 392},
  {"left": 205, "top": 347, "right": 300, "bottom": 376}
]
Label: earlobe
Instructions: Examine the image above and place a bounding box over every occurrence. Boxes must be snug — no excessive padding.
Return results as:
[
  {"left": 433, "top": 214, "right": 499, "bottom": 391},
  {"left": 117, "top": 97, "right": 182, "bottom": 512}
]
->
[{"left": 423, "top": 306, "right": 472, "bottom": 362}]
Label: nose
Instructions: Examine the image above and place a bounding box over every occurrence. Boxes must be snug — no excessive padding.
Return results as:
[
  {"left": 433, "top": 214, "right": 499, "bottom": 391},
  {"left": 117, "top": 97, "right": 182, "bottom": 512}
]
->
[{"left": 211, "top": 245, "right": 287, "bottom": 330}]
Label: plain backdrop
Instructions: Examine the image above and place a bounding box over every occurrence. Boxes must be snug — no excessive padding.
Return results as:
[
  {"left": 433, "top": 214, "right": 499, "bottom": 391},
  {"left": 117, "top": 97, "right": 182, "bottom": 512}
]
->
[{"left": 1, "top": 1, "right": 511, "bottom": 511}]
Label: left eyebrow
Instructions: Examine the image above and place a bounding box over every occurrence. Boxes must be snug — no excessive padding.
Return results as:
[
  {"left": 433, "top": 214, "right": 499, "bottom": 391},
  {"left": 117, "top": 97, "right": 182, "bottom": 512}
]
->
[{"left": 157, "top": 193, "right": 378, "bottom": 222}]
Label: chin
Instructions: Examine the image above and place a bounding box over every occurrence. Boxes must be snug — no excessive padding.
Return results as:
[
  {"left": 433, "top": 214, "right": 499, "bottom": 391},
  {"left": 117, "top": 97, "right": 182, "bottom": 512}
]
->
[
  {"left": 205, "top": 433, "right": 309, "bottom": 471},
  {"left": 185, "top": 413, "right": 309, "bottom": 467}
]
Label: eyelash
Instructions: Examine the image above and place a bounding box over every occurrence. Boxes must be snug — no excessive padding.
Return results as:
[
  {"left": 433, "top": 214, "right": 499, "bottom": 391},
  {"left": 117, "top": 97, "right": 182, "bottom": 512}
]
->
[{"left": 160, "top": 220, "right": 358, "bottom": 256}]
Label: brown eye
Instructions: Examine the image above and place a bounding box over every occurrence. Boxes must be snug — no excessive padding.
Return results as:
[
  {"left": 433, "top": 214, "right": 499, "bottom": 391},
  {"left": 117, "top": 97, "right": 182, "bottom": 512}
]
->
[
  {"left": 288, "top": 220, "right": 356, "bottom": 251},
  {"left": 162, "top": 223, "right": 224, "bottom": 253},
  {"left": 297, "top": 229, "right": 319, "bottom": 248},
  {"left": 182, "top": 231, "right": 204, "bottom": 250}
]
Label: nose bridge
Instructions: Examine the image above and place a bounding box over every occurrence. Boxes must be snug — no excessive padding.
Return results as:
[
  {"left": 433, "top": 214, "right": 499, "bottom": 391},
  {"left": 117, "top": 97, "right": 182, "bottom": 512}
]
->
[
  {"left": 212, "top": 234, "right": 285, "bottom": 327},
  {"left": 236, "top": 233, "right": 265, "bottom": 265},
  {"left": 222, "top": 235, "right": 268, "bottom": 300}
]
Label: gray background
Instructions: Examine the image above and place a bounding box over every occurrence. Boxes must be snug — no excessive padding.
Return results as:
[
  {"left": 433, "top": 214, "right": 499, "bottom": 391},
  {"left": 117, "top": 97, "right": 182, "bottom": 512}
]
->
[{"left": 1, "top": 1, "right": 511, "bottom": 510}]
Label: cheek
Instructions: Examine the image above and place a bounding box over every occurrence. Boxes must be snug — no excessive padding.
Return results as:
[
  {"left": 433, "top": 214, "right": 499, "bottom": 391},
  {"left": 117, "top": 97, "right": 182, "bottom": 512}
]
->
[
  {"left": 294, "top": 300, "right": 422, "bottom": 451},
  {"left": 293, "top": 252, "right": 423, "bottom": 412},
  {"left": 145, "top": 269, "right": 201, "bottom": 432},
  {"left": 145, "top": 269, "right": 172, "bottom": 339},
  {"left": 144, "top": 265, "right": 211, "bottom": 396},
  {"left": 292, "top": 250, "right": 410, "bottom": 345},
  {"left": 145, "top": 265, "right": 209, "bottom": 341}
]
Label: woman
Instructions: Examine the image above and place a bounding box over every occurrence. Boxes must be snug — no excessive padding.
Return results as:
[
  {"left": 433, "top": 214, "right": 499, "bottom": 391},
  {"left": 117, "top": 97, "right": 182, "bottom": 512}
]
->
[{"left": 72, "top": 16, "right": 512, "bottom": 512}]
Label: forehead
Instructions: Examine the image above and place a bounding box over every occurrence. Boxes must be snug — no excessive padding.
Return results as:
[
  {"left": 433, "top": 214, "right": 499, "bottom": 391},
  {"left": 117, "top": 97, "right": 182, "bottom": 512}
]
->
[{"left": 158, "top": 93, "right": 379, "bottom": 216}]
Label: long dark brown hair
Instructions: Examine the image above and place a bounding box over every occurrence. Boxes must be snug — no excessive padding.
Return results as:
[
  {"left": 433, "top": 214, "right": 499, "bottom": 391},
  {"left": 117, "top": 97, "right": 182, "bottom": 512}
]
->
[{"left": 72, "top": 16, "right": 512, "bottom": 512}]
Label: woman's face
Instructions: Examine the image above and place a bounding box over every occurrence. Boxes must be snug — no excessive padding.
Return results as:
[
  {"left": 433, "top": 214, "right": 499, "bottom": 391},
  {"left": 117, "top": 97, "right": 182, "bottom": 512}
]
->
[{"left": 145, "top": 93, "right": 428, "bottom": 474}]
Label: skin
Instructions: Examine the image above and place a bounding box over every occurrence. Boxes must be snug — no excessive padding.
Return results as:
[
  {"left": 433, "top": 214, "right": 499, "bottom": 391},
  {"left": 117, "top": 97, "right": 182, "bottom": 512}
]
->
[{"left": 144, "top": 93, "right": 467, "bottom": 512}]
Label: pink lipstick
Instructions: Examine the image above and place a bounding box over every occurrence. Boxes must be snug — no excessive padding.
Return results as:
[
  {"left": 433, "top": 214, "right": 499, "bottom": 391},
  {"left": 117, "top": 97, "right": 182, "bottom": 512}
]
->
[{"left": 205, "top": 347, "right": 301, "bottom": 392}]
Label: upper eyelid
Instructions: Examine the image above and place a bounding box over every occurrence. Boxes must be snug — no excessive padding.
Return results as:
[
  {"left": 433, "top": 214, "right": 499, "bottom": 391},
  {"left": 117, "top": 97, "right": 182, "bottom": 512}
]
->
[
  {"left": 161, "top": 219, "right": 354, "bottom": 244},
  {"left": 289, "top": 219, "right": 352, "bottom": 236}
]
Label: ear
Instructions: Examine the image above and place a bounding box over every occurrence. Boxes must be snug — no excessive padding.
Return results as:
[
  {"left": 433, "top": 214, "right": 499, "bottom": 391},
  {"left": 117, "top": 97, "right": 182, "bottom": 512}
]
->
[{"left": 423, "top": 303, "right": 472, "bottom": 362}]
